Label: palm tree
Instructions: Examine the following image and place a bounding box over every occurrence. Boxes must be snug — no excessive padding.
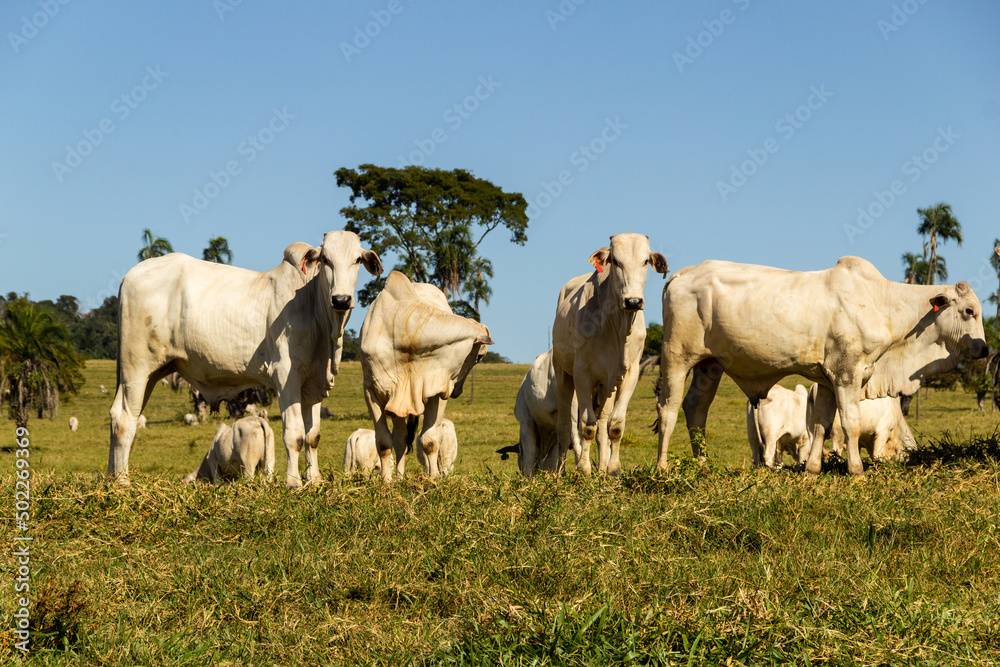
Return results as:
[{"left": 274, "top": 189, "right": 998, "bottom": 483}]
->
[
  {"left": 461, "top": 256, "right": 493, "bottom": 404},
  {"left": 431, "top": 225, "right": 476, "bottom": 303},
  {"left": 989, "top": 241, "right": 1000, "bottom": 335},
  {"left": 0, "top": 299, "right": 83, "bottom": 427},
  {"left": 463, "top": 257, "right": 494, "bottom": 322},
  {"left": 916, "top": 202, "right": 962, "bottom": 285},
  {"left": 202, "top": 236, "right": 233, "bottom": 264},
  {"left": 137, "top": 229, "right": 174, "bottom": 262},
  {"left": 900, "top": 251, "right": 946, "bottom": 285}
]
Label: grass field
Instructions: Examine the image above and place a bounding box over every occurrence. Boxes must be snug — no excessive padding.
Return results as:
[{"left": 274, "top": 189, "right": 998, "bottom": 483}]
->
[{"left": 3, "top": 360, "right": 1000, "bottom": 664}]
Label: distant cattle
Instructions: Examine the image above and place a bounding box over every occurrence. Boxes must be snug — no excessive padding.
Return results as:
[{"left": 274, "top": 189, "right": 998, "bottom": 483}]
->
[
  {"left": 552, "top": 233, "right": 668, "bottom": 474},
  {"left": 746, "top": 385, "right": 810, "bottom": 467},
  {"left": 657, "top": 257, "right": 988, "bottom": 475},
  {"left": 360, "top": 271, "right": 492, "bottom": 482},
  {"left": 183, "top": 414, "right": 198, "bottom": 426},
  {"left": 69, "top": 416, "right": 78, "bottom": 432},
  {"left": 108, "top": 231, "right": 381, "bottom": 489},
  {"left": 415, "top": 418, "right": 458, "bottom": 477},
  {"left": 99, "top": 385, "right": 108, "bottom": 394},
  {"left": 182, "top": 416, "right": 275, "bottom": 484}
]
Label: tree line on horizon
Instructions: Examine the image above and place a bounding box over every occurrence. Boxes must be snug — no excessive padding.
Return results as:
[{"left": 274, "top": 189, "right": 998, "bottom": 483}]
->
[{"left": 1, "top": 165, "right": 995, "bottom": 425}]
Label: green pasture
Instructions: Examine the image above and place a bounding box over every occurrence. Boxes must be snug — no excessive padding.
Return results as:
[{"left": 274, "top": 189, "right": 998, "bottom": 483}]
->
[{"left": 3, "top": 360, "right": 1000, "bottom": 665}]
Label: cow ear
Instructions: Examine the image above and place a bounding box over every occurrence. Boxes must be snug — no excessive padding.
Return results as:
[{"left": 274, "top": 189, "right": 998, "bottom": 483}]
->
[
  {"left": 930, "top": 293, "right": 951, "bottom": 311},
  {"left": 302, "top": 247, "right": 322, "bottom": 275},
  {"left": 361, "top": 249, "right": 383, "bottom": 276},
  {"left": 649, "top": 252, "right": 669, "bottom": 276},
  {"left": 589, "top": 247, "right": 610, "bottom": 273}
]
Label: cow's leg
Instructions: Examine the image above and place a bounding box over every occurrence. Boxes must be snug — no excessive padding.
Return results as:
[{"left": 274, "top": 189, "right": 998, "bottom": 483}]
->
[
  {"left": 519, "top": 418, "right": 539, "bottom": 478},
  {"left": 302, "top": 401, "right": 323, "bottom": 484},
  {"left": 834, "top": 385, "right": 865, "bottom": 475},
  {"left": 391, "top": 415, "right": 412, "bottom": 479},
  {"left": 278, "top": 393, "right": 307, "bottom": 489},
  {"left": 682, "top": 359, "right": 723, "bottom": 457},
  {"left": 606, "top": 360, "right": 642, "bottom": 475},
  {"left": 108, "top": 363, "right": 170, "bottom": 485},
  {"left": 746, "top": 403, "right": 763, "bottom": 467},
  {"left": 595, "top": 411, "right": 612, "bottom": 474},
  {"left": 655, "top": 355, "right": 694, "bottom": 471},
  {"left": 418, "top": 398, "right": 444, "bottom": 479},
  {"left": 554, "top": 370, "right": 577, "bottom": 474},
  {"left": 805, "top": 385, "right": 836, "bottom": 474},
  {"left": 761, "top": 421, "right": 780, "bottom": 469},
  {"left": 574, "top": 378, "right": 600, "bottom": 476},
  {"left": 373, "top": 415, "right": 394, "bottom": 483}
]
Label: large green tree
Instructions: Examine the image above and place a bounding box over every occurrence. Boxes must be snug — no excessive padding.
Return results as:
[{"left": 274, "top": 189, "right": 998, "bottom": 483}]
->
[
  {"left": 335, "top": 164, "right": 528, "bottom": 307},
  {"left": 916, "top": 202, "right": 962, "bottom": 285},
  {"left": 138, "top": 228, "right": 174, "bottom": 262},
  {"left": 203, "top": 236, "right": 233, "bottom": 264},
  {"left": 0, "top": 298, "right": 84, "bottom": 426}
]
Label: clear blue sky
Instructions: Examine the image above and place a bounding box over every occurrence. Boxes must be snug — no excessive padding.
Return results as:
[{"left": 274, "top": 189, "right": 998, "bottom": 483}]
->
[{"left": 2, "top": 0, "right": 998, "bottom": 363}]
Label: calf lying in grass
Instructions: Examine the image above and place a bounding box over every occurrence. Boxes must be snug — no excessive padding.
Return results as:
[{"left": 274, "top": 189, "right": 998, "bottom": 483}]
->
[{"left": 183, "top": 416, "right": 275, "bottom": 483}]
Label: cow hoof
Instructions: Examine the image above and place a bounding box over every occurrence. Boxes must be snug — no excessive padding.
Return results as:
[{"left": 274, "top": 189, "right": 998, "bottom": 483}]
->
[
  {"left": 805, "top": 462, "right": 822, "bottom": 475},
  {"left": 285, "top": 477, "right": 303, "bottom": 490}
]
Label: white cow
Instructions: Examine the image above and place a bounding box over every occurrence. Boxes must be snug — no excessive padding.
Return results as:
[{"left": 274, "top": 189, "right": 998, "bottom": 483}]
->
[
  {"left": 552, "top": 233, "right": 668, "bottom": 474},
  {"left": 109, "top": 231, "right": 382, "bottom": 489},
  {"left": 183, "top": 414, "right": 198, "bottom": 426},
  {"left": 182, "top": 416, "right": 275, "bottom": 483},
  {"left": 360, "top": 271, "right": 492, "bottom": 482},
  {"left": 810, "top": 388, "right": 916, "bottom": 462},
  {"left": 343, "top": 428, "right": 383, "bottom": 474},
  {"left": 415, "top": 418, "right": 458, "bottom": 476},
  {"left": 745, "top": 384, "right": 810, "bottom": 467},
  {"left": 656, "top": 257, "right": 988, "bottom": 475},
  {"left": 136, "top": 415, "right": 146, "bottom": 429},
  {"left": 69, "top": 417, "right": 79, "bottom": 432},
  {"left": 509, "top": 349, "right": 581, "bottom": 476}
]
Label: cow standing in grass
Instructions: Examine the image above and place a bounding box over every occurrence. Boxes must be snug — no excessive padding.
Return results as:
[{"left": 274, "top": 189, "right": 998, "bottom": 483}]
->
[
  {"left": 109, "top": 231, "right": 382, "bottom": 489},
  {"left": 657, "top": 256, "right": 988, "bottom": 475},
  {"left": 360, "top": 272, "right": 492, "bottom": 482},
  {"left": 551, "top": 233, "right": 668, "bottom": 474}
]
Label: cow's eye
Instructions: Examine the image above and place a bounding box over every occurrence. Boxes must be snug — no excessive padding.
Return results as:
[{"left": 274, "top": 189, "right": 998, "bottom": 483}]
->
[{"left": 965, "top": 308, "right": 975, "bottom": 317}]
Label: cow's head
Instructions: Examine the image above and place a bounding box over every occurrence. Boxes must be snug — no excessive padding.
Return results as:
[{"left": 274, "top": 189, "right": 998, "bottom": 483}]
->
[
  {"left": 450, "top": 328, "right": 494, "bottom": 399},
  {"left": 928, "top": 281, "right": 989, "bottom": 361},
  {"left": 588, "top": 233, "right": 668, "bottom": 311},
  {"left": 304, "top": 231, "right": 383, "bottom": 313}
]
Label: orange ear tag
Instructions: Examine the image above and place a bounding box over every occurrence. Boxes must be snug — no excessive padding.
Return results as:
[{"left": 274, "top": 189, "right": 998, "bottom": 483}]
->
[
  {"left": 933, "top": 304, "right": 940, "bottom": 312},
  {"left": 302, "top": 259, "right": 307, "bottom": 275},
  {"left": 595, "top": 263, "right": 604, "bottom": 273}
]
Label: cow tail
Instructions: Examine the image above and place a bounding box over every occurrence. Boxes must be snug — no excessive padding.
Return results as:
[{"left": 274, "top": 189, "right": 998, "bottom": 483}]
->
[{"left": 405, "top": 416, "right": 418, "bottom": 454}]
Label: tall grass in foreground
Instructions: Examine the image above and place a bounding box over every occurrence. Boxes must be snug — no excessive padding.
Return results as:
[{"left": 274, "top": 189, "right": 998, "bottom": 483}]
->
[{"left": 4, "top": 435, "right": 1000, "bottom": 665}]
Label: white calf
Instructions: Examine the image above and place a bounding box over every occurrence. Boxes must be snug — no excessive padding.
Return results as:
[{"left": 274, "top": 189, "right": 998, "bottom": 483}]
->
[
  {"left": 416, "top": 418, "right": 458, "bottom": 476},
  {"left": 183, "top": 416, "right": 275, "bottom": 483},
  {"left": 746, "top": 385, "right": 810, "bottom": 467}
]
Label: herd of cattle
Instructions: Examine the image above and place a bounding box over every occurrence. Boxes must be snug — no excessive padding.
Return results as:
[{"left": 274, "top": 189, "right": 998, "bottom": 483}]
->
[{"left": 104, "top": 230, "right": 989, "bottom": 487}]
